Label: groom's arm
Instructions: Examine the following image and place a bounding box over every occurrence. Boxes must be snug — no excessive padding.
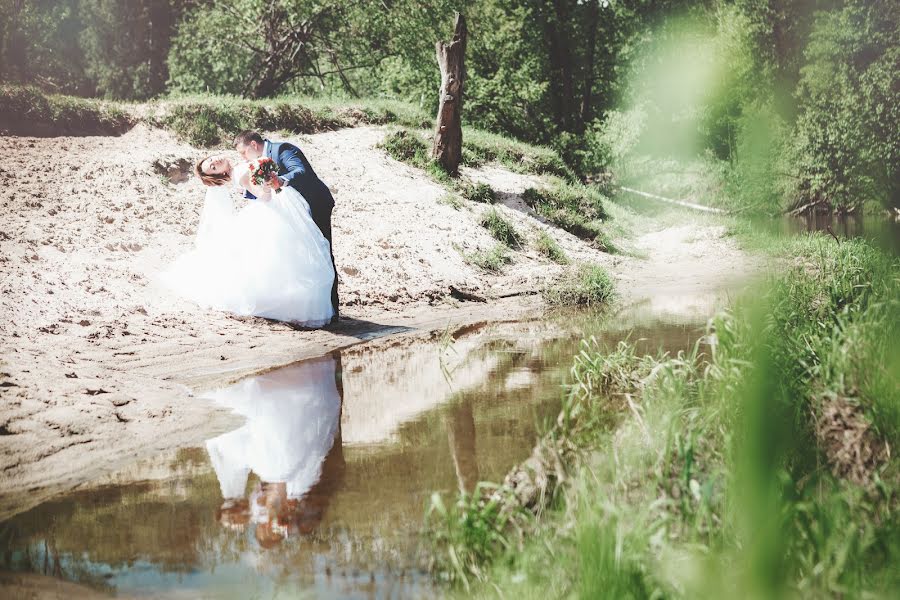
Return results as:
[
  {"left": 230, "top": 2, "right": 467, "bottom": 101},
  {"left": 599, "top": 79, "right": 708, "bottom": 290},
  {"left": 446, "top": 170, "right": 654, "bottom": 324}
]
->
[{"left": 276, "top": 144, "right": 316, "bottom": 196}]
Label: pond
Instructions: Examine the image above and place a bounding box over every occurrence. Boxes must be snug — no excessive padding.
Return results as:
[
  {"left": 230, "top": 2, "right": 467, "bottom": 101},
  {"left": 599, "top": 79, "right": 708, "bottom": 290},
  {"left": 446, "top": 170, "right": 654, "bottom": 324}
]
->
[{"left": 0, "top": 292, "right": 730, "bottom": 599}]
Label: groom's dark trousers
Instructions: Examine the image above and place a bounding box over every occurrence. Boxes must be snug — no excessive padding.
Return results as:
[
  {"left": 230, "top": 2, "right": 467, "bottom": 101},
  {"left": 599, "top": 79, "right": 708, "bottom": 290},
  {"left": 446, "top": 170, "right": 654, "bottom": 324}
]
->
[{"left": 246, "top": 140, "right": 340, "bottom": 319}]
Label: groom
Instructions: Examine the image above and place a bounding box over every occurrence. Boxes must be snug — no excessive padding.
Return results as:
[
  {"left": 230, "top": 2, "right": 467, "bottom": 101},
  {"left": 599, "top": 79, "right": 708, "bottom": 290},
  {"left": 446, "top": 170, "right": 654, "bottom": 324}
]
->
[{"left": 234, "top": 130, "right": 339, "bottom": 322}]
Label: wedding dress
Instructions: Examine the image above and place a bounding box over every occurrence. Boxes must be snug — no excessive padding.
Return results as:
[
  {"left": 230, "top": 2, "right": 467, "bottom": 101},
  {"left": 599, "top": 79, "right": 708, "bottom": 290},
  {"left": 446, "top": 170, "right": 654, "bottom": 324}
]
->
[
  {"left": 204, "top": 356, "right": 341, "bottom": 500},
  {"left": 161, "top": 164, "right": 335, "bottom": 326}
]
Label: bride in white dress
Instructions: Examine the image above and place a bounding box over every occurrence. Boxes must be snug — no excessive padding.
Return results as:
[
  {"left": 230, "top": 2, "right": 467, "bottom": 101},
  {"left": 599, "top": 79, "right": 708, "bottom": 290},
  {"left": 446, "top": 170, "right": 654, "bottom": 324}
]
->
[{"left": 161, "top": 155, "right": 335, "bottom": 327}]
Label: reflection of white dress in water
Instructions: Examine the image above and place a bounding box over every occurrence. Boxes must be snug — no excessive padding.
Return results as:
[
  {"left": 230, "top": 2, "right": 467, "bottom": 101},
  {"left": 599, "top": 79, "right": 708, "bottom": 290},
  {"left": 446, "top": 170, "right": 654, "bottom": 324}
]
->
[
  {"left": 204, "top": 356, "right": 341, "bottom": 500},
  {"left": 161, "top": 163, "right": 335, "bottom": 327}
]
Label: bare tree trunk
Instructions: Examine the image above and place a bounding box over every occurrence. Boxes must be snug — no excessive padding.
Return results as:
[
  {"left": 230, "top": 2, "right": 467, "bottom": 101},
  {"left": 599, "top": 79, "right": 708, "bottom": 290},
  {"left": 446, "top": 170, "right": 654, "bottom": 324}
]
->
[
  {"left": 432, "top": 13, "right": 467, "bottom": 175},
  {"left": 580, "top": 0, "right": 600, "bottom": 128},
  {"left": 446, "top": 399, "right": 479, "bottom": 494}
]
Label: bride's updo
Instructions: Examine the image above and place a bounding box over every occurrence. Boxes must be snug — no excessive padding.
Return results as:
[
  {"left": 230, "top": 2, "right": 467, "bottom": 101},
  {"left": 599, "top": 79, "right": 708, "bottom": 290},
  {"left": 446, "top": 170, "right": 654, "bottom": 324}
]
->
[{"left": 196, "top": 156, "right": 231, "bottom": 187}]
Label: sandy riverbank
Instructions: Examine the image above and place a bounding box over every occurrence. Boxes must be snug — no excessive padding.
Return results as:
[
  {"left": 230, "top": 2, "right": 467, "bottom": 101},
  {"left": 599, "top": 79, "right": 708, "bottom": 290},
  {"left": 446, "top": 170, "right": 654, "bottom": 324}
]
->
[{"left": 0, "top": 124, "right": 755, "bottom": 520}]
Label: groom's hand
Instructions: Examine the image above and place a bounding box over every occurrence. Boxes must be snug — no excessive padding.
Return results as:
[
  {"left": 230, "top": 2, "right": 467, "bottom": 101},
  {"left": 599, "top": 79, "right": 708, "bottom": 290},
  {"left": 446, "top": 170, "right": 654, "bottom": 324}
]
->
[{"left": 267, "top": 173, "right": 282, "bottom": 192}]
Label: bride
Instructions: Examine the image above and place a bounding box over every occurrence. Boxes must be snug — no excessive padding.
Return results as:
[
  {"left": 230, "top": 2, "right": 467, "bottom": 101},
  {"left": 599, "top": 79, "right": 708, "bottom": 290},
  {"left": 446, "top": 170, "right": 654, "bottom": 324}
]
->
[{"left": 161, "top": 154, "right": 335, "bottom": 327}]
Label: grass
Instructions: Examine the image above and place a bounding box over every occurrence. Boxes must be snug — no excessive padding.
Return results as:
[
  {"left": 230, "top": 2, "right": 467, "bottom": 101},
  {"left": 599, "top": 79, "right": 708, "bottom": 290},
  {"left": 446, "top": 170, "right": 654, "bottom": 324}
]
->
[
  {"left": 542, "top": 264, "right": 615, "bottom": 307},
  {"left": 523, "top": 178, "right": 621, "bottom": 252},
  {"left": 0, "top": 84, "right": 431, "bottom": 145},
  {"left": 0, "top": 85, "right": 132, "bottom": 135},
  {"left": 459, "top": 244, "right": 512, "bottom": 273},
  {"left": 480, "top": 208, "right": 523, "bottom": 248},
  {"left": 430, "top": 233, "right": 900, "bottom": 598},
  {"left": 153, "top": 94, "right": 431, "bottom": 146},
  {"left": 380, "top": 127, "right": 574, "bottom": 182},
  {"left": 459, "top": 182, "right": 497, "bottom": 204},
  {"left": 463, "top": 128, "right": 575, "bottom": 179},
  {"left": 534, "top": 230, "right": 568, "bottom": 263}
]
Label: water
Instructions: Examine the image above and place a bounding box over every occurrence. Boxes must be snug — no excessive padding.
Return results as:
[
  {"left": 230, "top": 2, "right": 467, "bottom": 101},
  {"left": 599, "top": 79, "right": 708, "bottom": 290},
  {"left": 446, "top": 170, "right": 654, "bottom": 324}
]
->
[
  {"left": 0, "top": 297, "right": 726, "bottom": 599},
  {"left": 773, "top": 213, "right": 900, "bottom": 254}
]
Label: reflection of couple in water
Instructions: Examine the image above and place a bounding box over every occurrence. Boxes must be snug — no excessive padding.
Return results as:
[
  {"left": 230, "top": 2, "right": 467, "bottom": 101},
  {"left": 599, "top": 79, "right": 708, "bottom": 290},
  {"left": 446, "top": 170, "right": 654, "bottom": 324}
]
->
[{"left": 203, "top": 354, "right": 344, "bottom": 548}]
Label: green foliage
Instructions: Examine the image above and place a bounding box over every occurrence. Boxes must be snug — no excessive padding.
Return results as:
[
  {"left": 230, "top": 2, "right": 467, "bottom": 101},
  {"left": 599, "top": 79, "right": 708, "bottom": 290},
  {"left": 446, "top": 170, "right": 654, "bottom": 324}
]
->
[
  {"left": 459, "top": 182, "right": 497, "bottom": 204},
  {"left": 426, "top": 485, "right": 514, "bottom": 588},
  {"left": 460, "top": 244, "right": 512, "bottom": 273},
  {"left": 436, "top": 233, "right": 899, "bottom": 598},
  {"left": 534, "top": 230, "right": 568, "bottom": 264},
  {"left": 0, "top": 0, "right": 90, "bottom": 95},
  {"left": 788, "top": 0, "right": 900, "bottom": 210},
  {"left": 463, "top": 128, "right": 574, "bottom": 179},
  {"left": 79, "top": 0, "right": 174, "bottom": 100},
  {"left": 0, "top": 85, "right": 131, "bottom": 135},
  {"left": 157, "top": 97, "right": 428, "bottom": 147},
  {"left": 542, "top": 264, "right": 615, "bottom": 307},
  {"left": 479, "top": 208, "right": 522, "bottom": 248},
  {"left": 523, "top": 179, "right": 612, "bottom": 247}
]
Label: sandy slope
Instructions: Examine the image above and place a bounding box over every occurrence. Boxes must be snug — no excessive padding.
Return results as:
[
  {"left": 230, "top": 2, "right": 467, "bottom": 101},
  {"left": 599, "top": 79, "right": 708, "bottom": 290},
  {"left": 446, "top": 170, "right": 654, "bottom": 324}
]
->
[{"left": 0, "top": 124, "right": 753, "bottom": 519}]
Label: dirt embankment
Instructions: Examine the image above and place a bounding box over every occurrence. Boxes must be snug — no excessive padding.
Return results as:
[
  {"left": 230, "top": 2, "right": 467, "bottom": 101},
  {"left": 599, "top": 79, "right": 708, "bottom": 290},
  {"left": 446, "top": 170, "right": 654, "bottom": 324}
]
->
[{"left": 0, "top": 124, "right": 754, "bottom": 520}]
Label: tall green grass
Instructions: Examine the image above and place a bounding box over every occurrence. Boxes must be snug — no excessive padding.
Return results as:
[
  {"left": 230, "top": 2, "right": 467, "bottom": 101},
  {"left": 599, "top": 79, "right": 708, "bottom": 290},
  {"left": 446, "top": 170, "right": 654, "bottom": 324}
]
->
[
  {"left": 430, "top": 234, "right": 900, "bottom": 598},
  {"left": 153, "top": 94, "right": 431, "bottom": 146},
  {"left": 0, "top": 85, "right": 132, "bottom": 135}
]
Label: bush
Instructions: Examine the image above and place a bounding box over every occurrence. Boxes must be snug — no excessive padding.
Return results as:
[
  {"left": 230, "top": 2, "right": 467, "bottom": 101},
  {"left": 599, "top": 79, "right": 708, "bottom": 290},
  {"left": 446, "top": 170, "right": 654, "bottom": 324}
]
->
[
  {"left": 380, "top": 129, "right": 430, "bottom": 166},
  {"left": 480, "top": 209, "right": 523, "bottom": 248},
  {"left": 543, "top": 264, "right": 615, "bottom": 307},
  {"left": 462, "top": 245, "right": 512, "bottom": 273},
  {"left": 534, "top": 231, "right": 568, "bottom": 264},
  {"left": 460, "top": 182, "right": 497, "bottom": 204},
  {"left": 464, "top": 129, "right": 575, "bottom": 179},
  {"left": 523, "top": 180, "right": 612, "bottom": 248}
]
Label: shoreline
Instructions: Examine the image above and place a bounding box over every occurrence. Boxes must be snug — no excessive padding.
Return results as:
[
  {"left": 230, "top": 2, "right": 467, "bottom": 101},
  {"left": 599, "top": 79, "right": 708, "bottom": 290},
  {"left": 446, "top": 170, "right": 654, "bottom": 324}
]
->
[{"left": 0, "top": 123, "right": 756, "bottom": 522}]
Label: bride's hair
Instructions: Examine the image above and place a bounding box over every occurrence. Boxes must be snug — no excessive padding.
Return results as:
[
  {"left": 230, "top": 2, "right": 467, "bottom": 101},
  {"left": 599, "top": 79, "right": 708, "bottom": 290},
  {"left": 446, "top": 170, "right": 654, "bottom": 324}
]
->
[{"left": 196, "top": 156, "right": 230, "bottom": 187}]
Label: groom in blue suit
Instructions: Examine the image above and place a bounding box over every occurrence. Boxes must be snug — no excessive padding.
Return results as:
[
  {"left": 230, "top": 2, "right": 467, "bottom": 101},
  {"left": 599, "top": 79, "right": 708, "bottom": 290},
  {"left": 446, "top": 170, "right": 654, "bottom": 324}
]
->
[{"left": 234, "top": 130, "right": 339, "bottom": 322}]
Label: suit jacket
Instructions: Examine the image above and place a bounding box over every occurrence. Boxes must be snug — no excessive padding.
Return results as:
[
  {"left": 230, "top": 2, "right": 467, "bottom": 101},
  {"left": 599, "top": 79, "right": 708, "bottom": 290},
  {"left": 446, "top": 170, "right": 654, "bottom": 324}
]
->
[{"left": 244, "top": 140, "right": 334, "bottom": 212}]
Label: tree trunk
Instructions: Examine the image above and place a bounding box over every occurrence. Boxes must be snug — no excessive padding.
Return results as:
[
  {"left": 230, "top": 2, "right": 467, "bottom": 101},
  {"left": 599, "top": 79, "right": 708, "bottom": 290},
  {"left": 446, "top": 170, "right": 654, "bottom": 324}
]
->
[
  {"left": 580, "top": 0, "right": 600, "bottom": 128},
  {"left": 446, "top": 400, "right": 479, "bottom": 494},
  {"left": 432, "top": 13, "right": 467, "bottom": 175}
]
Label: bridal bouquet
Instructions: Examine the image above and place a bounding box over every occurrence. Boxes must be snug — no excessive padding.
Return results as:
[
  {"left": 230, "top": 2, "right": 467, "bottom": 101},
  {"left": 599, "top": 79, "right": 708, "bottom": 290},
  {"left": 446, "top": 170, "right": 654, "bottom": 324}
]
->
[{"left": 249, "top": 157, "right": 281, "bottom": 192}]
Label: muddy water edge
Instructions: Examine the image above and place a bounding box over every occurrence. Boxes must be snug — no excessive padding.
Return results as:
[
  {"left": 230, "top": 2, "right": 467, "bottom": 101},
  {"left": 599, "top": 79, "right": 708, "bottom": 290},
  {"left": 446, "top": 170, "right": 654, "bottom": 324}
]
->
[{"left": 0, "top": 289, "right": 732, "bottom": 599}]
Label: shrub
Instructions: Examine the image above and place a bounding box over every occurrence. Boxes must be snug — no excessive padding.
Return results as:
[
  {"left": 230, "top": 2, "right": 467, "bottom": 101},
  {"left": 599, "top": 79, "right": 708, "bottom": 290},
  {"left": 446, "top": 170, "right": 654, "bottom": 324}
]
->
[
  {"left": 380, "top": 129, "right": 430, "bottom": 165},
  {"left": 480, "top": 208, "right": 523, "bottom": 248},
  {"left": 524, "top": 180, "right": 612, "bottom": 248},
  {"left": 463, "top": 245, "right": 512, "bottom": 273},
  {"left": 461, "top": 182, "right": 497, "bottom": 204},
  {"left": 535, "top": 231, "right": 568, "bottom": 264},
  {"left": 543, "top": 264, "right": 615, "bottom": 306}
]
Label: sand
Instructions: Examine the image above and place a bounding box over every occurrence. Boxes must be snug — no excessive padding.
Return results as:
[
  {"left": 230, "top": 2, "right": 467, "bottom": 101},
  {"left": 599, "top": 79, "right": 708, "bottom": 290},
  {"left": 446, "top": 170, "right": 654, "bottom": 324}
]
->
[{"left": 0, "top": 124, "right": 754, "bottom": 520}]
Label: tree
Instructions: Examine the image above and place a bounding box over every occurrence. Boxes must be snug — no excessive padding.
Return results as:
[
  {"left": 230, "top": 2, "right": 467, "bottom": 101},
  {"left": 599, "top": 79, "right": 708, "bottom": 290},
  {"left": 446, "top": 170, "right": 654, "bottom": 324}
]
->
[
  {"left": 168, "top": 0, "right": 398, "bottom": 99},
  {"left": 78, "top": 0, "right": 175, "bottom": 99},
  {"left": 432, "top": 13, "right": 467, "bottom": 174}
]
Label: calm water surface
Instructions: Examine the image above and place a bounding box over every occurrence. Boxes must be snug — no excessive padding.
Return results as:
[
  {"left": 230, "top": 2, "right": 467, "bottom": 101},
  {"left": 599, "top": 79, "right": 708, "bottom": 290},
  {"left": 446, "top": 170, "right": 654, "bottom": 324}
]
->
[{"left": 0, "top": 294, "right": 728, "bottom": 599}]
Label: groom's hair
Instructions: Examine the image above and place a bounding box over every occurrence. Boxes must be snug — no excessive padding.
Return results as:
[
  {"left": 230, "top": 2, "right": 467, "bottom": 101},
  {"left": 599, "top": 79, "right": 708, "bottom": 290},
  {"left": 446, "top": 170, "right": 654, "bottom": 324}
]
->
[{"left": 233, "top": 130, "right": 264, "bottom": 147}]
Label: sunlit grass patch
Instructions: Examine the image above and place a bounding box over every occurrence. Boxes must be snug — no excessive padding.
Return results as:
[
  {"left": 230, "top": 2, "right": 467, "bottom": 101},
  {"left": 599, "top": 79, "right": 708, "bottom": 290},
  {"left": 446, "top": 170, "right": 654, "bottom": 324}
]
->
[
  {"left": 460, "top": 244, "right": 512, "bottom": 273},
  {"left": 534, "top": 230, "right": 568, "bottom": 263},
  {"left": 543, "top": 264, "right": 615, "bottom": 307},
  {"left": 459, "top": 181, "right": 497, "bottom": 204},
  {"left": 432, "top": 233, "right": 899, "bottom": 599},
  {"left": 0, "top": 85, "right": 132, "bottom": 136},
  {"left": 463, "top": 128, "right": 574, "bottom": 179},
  {"left": 154, "top": 94, "right": 429, "bottom": 146},
  {"left": 480, "top": 208, "right": 523, "bottom": 248},
  {"left": 522, "top": 178, "right": 623, "bottom": 252}
]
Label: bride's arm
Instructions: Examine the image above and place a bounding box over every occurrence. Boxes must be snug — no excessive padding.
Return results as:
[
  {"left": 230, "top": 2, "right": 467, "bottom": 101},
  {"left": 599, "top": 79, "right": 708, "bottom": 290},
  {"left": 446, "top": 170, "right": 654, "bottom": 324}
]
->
[{"left": 238, "top": 169, "right": 271, "bottom": 201}]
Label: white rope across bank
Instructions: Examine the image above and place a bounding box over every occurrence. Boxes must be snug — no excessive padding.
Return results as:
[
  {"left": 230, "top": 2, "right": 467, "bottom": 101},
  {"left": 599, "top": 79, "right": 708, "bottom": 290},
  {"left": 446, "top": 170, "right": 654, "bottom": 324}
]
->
[{"left": 619, "top": 186, "right": 728, "bottom": 214}]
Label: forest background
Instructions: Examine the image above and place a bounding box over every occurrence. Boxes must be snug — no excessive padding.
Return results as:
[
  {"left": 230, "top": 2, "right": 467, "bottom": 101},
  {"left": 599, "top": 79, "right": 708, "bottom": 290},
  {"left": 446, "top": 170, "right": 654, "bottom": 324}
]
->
[{"left": 1, "top": 0, "right": 897, "bottom": 214}]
